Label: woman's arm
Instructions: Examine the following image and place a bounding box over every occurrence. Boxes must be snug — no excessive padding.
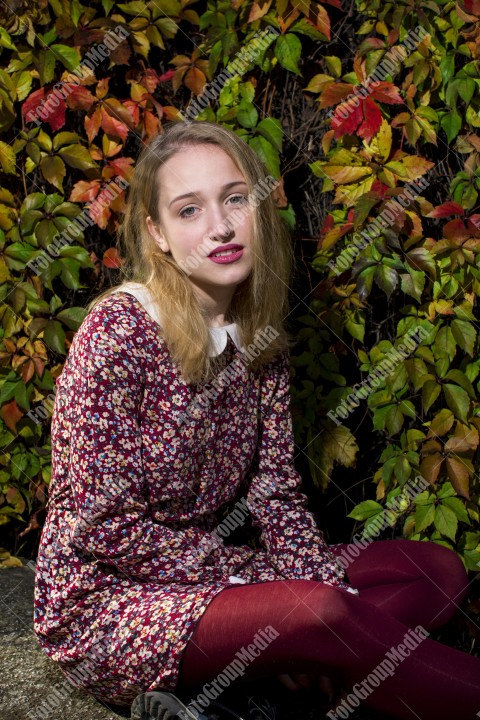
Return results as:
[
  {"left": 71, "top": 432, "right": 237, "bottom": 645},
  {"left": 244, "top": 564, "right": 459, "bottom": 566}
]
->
[
  {"left": 245, "top": 349, "right": 352, "bottom": 589},
  {"left": 54, "top": 299, "right": 231, "bottom": 585}
]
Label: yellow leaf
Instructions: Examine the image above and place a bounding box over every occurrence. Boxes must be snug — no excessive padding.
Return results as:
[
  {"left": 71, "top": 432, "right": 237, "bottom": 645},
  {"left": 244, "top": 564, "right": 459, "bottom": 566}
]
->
[
  {"left": 334, "top": 176, "right": 375, "bottom": 206},
  {"left": 322, "top": 164, "right": 372, "bottom": 184},
  {"left": 311, "top": 425, "right": 358, "bottom": 490},
  {"left": 0, "top": 140, "right": 16, "bottom": 174},
  {"left": 367, "top": 117, "right": 392, "bottom": 162}
]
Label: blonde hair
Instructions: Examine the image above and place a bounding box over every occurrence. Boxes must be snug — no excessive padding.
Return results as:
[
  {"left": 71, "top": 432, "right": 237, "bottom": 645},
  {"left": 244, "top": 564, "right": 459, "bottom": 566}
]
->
[{"left": 86, "top": 120, "right": 296, "bottom": 384}]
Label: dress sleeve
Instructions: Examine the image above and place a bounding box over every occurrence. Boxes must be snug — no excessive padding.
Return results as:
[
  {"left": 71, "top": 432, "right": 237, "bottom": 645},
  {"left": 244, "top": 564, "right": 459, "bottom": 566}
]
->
[
  {"left": 55, "top": 299, "right": 231, "bottom": 586},
  {"left": 245, "top": 349, "right": 352, "bottom": 589}
]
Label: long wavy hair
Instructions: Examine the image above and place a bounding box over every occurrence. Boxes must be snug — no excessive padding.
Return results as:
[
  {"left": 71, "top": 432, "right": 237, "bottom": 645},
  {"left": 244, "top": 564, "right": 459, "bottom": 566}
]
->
[{"left": 86, "top": 120, "right": 296, "bottom": 384}]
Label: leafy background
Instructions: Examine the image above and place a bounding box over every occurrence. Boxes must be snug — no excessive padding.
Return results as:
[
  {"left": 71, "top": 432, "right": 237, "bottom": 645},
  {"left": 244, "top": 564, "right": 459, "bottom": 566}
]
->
[{"left": 0, "top": 0, "right": 479, "bottom": 648}]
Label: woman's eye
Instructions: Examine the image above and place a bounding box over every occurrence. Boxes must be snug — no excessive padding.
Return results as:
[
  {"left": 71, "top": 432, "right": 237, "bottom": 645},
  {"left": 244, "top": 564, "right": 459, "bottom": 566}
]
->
[
  {"left": 179, "top": 206, "right": 197, "bottom": 218},
  {"left": 228, "top": 194, "right": 248, "bottom": 205}
]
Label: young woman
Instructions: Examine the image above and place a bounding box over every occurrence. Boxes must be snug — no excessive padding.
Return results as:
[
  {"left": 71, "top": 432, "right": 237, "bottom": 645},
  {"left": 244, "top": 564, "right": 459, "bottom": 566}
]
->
[{"left": 33, "top": 121, "right": 480, "bottom": 720}]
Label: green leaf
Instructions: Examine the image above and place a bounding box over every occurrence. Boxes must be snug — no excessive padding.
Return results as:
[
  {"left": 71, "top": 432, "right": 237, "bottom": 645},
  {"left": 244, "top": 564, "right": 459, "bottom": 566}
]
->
[
  {"left": 236, "top": 101, "right": 258, "bottom": 129},
  {"left": 451, "top": 319, "right": 476, "bottom": 357},
  {"left": 386, "top": 404, "right": 404, "bottom": 435},
  {"left": 40, "top": 155, "right": 66, "bottom": 191},
  {"left": 434, "top": 504, "right": 458, "bottom": 542},
  {"left": 43, "top": 319, "right": 66, "bottom": 354},
  {"left": 256, "top": 118, "right": 283, "bottom": 151},
  {"left": 440, "top": 111, "right": 462, "bottom": 143},
  {"left": 443, "top": 383, "right": 470, "bottom": 423},
  {"left": 16, "top": 71, "right": 33, "bottom": 101},
  {"left": 324, "top": 55, "right": 342, "bottom": 78},
  {"left": 415, "top": 502, "right": 435, "bottom": 532},
  {"left": 439, "top": 54, "right": 455, "bottom": 84},
  {"left": 348, "top": 500, "right": 383, "bottom": 521},
  {"left": 55, "top": 306, "right": 88, "bottom": 330},
  {"left": 50, "top": 44, "right": 81, "bottom": 71},
  {"left": 441, "top": 496, "right": 469, "bottom": 523},
  {"left": 34, "top": 49, "right": 56, "bottom": 85},
  {"left": 275, "top": 34, "right": 302, "bottom": 75},
  {"left": 444, "top": 369, "right": 475, "bottom": 397},
  {"left": 0, "top": 140, "right": 16, "bottom": 174},
  {"left": 248, "top": 135, "right": 280, "bottom": 178},
  {"left": 375, "top": 265, "right": 398, "bottom": 298},
  {"left": 58, "top": 144, "right": 97, "bottom": 170}
]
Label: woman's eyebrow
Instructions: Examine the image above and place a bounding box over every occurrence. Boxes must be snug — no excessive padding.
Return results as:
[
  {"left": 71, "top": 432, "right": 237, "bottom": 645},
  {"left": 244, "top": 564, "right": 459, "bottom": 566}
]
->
[{"left": 168, "top": 180, "right": 248, "bottom": 209}]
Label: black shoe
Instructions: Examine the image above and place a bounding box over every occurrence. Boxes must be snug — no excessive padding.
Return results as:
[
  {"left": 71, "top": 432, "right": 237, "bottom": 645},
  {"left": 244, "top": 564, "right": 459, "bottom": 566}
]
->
[{"left": 130, "top": 690, "right": 248, "bottom": 720}]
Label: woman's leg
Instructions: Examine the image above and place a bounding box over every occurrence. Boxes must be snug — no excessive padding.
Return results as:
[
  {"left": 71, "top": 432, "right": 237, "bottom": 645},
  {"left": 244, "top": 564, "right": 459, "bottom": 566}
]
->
[
  {"left": 331, "top": 539, "right": 469, "bottom": 630},
  {"left": 177, "top": 582, "right": 480, "bottom": 719}
]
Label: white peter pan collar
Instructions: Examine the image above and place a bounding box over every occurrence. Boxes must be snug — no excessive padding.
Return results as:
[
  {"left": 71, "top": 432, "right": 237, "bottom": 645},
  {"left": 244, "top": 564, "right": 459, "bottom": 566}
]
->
[{"left": 110, "top": 282, "right": 242, "bottom": 357}]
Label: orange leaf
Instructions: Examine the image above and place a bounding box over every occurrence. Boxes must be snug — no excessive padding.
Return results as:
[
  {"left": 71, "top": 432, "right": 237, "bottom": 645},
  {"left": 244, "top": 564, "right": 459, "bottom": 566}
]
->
[
  {"left": 185, "top": 67, "right": 206, "bottom": 95},
  {"left": 1, "top": 398, "right": 23, "bottom": 434},
  {"left": 445, "top": 457, "right": 471, "bottom": 499},
  {"left": 100, "top": 107, "right": 130, "bottom": 142},
  {"left": 66, "top": 85, "right": 96, "bottom": 111},
  {"left": 419, "top": 453, "right": 443, "bottom": 485},
  {"left": 315, "top": 3, "right": 330, "bottom": 39},
  {"left": 248, "top": 0, "right": 272, "bottom": 21},
  {"left": 319, "top": 82, "right": 355, "bottom": 108},
  {"left": 70, "top": 179, "right": 102, "bottom": 203},
  {"left": 370, "top": 81, "right": 404, "bottom": 105},
  {"left": 84, "top": 106, "right": 102, "bottom": 143},
  {"left": 103, "top": 248, "right": 123, "bottom": 269}
]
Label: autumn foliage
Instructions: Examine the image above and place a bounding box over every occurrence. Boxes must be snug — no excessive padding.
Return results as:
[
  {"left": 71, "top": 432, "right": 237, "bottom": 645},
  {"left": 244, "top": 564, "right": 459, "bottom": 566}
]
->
[{"left": 0, "top": 0, "right": 479, "bottom": 579}]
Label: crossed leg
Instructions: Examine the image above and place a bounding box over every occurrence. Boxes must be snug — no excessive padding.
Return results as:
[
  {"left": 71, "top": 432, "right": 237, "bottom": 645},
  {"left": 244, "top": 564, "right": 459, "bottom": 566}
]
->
[{"left": 177, "top": 540, "right": 480, "bottom": 719}]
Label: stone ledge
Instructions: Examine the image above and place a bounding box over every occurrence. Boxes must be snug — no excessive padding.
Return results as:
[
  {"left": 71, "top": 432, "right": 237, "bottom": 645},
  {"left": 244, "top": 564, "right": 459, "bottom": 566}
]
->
[{"left": 0, "top": 566, "right": 129, "bottom": 720}]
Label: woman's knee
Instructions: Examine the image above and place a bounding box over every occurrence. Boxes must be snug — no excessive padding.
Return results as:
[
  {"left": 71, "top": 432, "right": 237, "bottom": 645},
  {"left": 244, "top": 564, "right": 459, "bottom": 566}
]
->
[{"left": 290, "top": 583, "right": 356, "bottom": 636}]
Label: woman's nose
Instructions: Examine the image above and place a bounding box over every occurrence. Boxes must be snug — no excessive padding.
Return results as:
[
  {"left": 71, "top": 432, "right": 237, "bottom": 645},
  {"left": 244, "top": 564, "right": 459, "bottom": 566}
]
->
[{"left": 208, "top": 213, "right": 234, "bottom": 241}]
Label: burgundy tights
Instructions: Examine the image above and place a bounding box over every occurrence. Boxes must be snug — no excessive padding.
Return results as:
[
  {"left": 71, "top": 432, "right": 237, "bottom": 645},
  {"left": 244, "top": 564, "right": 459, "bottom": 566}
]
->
[{"left": 177, "top": 540, "right": 480, "bottom": 719}]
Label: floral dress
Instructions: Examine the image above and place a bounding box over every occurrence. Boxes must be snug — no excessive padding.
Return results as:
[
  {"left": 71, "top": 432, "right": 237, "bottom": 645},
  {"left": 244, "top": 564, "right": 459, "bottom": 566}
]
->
[{"left": 33, "top": 283, "right": 351, "bottom": 707}]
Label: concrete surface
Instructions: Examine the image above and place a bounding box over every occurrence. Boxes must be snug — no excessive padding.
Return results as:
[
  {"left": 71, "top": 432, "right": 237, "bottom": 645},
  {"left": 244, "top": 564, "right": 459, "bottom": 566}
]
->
[{"left": 0, "top": 565, "right": 129, "bottom": 720}]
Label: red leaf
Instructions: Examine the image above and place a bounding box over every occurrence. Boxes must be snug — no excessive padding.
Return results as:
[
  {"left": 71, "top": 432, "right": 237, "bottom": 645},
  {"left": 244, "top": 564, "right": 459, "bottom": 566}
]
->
[
  {"left": 370, "top": 81, "right": 404, "bottom": 105},
  {"left": 22, "top": 87, "right": 66, "bottom": 131},
  {"left": 66, "top": 85, "right": 96, "bottom": 111},
  {"left": 1, "top": 398, "right": 23, "bottom": 434},
  {"left": 357, "top": 96, "right": 382, "bottom": 143},
  {"left": 103, "top": 248, "right": 123, "bottom": 268},
  {"left": 22, "top": 88, "right": 46, "bottom": 121},
  {"left": 158, "top": 69, "right": 175, "bottom": 82},
  {"left": 468, "top": 215, "right": 480, "bottom": 235},
  {"left": 331, "top": 100, "right": 363, "bottom": 138},
  {"left": 443, "top": 219, "right": 470, "bottom": 242},
  {"left": 427, "top": 202, "right": 465, "bottom": 218},
  {"left": 319, "top": 82, "right": 354, "bottom": 108}
]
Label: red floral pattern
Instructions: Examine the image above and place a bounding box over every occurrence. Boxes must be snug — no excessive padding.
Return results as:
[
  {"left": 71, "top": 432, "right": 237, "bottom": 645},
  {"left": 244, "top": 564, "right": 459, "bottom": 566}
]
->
[{"left": 33, "top": 292, "right": 350, "bottom": 707}]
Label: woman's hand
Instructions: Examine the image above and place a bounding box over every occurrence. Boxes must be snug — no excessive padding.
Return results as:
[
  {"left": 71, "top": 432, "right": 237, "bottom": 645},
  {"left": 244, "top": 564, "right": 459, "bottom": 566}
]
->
[{"left": 277, "top": 671, "right": 335, "bottom": 705}]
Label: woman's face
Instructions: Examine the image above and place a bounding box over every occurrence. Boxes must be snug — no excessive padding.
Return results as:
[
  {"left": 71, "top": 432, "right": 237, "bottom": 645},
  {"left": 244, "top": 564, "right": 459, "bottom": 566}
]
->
[{"left": 146, "top": 143, "right": 254, "bottom": 311}]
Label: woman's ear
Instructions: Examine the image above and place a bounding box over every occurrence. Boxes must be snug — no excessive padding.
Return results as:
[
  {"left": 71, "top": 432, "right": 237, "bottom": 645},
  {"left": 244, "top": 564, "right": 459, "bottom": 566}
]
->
[{"left": 146, "top": 216, "right": 170, "bottom": 253}]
